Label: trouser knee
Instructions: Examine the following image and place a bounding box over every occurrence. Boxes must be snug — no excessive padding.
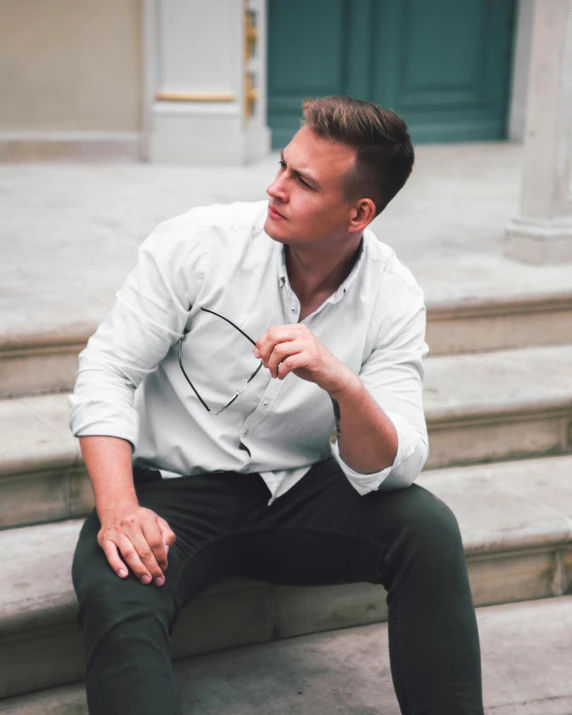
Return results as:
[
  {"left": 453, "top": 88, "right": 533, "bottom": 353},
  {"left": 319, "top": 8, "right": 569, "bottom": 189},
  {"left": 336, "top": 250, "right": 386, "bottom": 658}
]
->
[
  {"left": 380, "top": 485, "right": 467, "bottom": 591},
  {"left": 72, "top": 514, "right": 176, "bottom": 662},
  {"left": 76, "top": 577, "right": 177, "bottom": 676},
  {"left": 389, "top": 484, "right": 462, "bottom": 550}
]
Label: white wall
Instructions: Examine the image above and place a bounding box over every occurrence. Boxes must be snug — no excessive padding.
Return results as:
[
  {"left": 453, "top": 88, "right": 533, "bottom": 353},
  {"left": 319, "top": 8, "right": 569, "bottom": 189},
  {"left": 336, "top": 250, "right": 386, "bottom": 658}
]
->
[
  {"left": 0, "top": 0, "right": 142, "bottom": 132},
  {"left": 144, "top": 0, "right": 270, "bottom": 164}
]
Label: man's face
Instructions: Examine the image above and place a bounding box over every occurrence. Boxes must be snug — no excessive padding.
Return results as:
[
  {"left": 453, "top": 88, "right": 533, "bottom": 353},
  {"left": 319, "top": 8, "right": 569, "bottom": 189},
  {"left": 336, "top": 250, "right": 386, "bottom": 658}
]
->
[{"left": 264, "top": 125, "right": 359, "bottom": 247}]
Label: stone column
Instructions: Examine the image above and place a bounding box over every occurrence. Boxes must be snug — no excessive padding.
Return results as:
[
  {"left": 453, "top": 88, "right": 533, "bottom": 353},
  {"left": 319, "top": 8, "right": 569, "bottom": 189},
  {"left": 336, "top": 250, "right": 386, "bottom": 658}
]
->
[
  {"left": 505, "top": 0, "right": 572, "bottom": 264},
  {"left": 142, "top": 0, "right": 271, "bottom": 165}
]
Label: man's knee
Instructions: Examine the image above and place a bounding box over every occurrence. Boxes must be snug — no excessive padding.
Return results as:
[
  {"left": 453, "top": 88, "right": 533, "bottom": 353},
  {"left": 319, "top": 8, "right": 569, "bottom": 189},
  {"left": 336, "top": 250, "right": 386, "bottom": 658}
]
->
[
  {"left": 410, "top": 484, "right": 461, "bottom": 537},
  {"left": 72, "top": 511, "right": 114, "bottom": 607},
  {"left": 72, "top": 511, "right": 174, "bottom": 637},
  {"left": 383, "top": 484, "right": 464, "bottom": 557},
  {"left": 376, "top": 485, "right": 466, "bottom": 594}
]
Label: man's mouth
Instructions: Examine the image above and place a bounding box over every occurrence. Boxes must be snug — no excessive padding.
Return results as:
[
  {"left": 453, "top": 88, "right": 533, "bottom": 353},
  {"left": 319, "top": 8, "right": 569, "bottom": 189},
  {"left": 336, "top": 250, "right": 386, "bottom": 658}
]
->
[{"left": 268, "top": 205, "right": 286, "bottom": 220}]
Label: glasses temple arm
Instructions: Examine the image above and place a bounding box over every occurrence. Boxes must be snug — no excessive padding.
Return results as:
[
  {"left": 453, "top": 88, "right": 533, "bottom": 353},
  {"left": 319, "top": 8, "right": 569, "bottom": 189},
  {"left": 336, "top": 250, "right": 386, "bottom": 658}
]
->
[
  {"left": 200, "top": 307, "right": 257, "bottom": 345},
  {"left": 178, "top": 340, "right": 212, "bottom": 412}
]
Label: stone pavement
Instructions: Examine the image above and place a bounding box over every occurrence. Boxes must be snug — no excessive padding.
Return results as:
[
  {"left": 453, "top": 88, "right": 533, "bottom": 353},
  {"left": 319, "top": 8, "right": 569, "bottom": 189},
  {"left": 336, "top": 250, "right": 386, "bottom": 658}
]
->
[
  {"left": 2, "top": 142, "right": 571, "bottom": 344},
  {"left": 3, "top": 596, "right": 572, "bottom": 714},
  {"left": 173, "top": 597, "right": 572, "bottom": 715}
]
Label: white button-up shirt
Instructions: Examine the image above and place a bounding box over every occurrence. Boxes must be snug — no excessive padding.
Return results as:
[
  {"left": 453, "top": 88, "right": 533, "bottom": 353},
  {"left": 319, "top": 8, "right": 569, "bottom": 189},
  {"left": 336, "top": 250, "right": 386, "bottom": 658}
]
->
[{"left": 69, "top": 201, "right": 429, "bottom": 505}]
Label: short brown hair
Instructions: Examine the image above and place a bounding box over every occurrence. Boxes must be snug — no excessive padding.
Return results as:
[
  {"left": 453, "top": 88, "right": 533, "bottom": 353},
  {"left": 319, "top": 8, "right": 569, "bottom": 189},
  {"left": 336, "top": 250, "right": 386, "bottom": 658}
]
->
[{"left": 302, "top": 96, "right": 414, "bottom": 216}]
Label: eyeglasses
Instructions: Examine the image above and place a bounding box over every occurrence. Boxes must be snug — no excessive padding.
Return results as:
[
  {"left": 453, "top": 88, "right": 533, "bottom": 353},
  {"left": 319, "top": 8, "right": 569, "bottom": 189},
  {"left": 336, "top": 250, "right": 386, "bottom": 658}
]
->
[{"left": 177, "top": 307, "right": 263, "bottom": 416}]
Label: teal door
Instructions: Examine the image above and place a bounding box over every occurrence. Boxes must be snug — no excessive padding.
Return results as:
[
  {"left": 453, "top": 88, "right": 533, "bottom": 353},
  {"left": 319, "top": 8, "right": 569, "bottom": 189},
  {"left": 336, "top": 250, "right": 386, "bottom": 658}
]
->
[{"left": 267, "top": 0, "right": 516, "bottom": 148}]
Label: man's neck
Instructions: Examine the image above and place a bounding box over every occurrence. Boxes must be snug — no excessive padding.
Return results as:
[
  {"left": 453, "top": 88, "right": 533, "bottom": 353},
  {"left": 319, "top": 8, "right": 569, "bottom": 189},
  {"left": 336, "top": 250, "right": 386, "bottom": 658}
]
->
[{"left": 285, "top": 235, "right": 363, "bottom": 306}]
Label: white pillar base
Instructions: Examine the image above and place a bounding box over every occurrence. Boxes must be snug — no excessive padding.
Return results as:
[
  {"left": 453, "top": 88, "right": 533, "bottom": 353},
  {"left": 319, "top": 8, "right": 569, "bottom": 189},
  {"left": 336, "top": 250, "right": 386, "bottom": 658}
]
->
[
  {"left": 143, "top": 0, "right": 271, "bottom": 166},
  {"left": 148, "top": 103, "right": 271, "bottom": 166},
  {"left": 504, "top": 0, "right": 572, "bottom": 265},
  {"left": 505, "top": 217, "right": 572, "bottom": 264}
]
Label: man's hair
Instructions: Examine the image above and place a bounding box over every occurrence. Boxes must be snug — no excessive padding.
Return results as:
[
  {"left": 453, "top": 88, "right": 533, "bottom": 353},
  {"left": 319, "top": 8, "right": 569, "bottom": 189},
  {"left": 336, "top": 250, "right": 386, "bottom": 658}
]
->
[{"left": 302, "top": 96, "right": 414, "bottom": 216}]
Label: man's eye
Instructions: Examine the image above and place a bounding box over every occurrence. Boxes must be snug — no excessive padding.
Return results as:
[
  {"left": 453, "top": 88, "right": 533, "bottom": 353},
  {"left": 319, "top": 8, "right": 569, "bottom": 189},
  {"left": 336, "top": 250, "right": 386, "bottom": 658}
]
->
[
  {"left": 299, "top": 177, "right": 310, "bottom": 188},
  {"left": 278, "top": 160, "right": 286, "bottom": 168}
]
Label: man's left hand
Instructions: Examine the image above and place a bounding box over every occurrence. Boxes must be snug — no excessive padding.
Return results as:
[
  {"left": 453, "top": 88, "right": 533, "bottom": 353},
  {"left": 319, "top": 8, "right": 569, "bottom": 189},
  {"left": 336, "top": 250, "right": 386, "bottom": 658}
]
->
[{"left": 253, "top": 324, "right": 356, "bottom": 396}]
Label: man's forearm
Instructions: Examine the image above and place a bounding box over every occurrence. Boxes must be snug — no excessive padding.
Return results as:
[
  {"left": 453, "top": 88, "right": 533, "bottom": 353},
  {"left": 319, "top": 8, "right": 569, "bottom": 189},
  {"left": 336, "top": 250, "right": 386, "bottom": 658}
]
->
[
  {"left": 79, "top": 436, "right": 138, "bottom": 519},
  {"left": 252, "top": 322, "right": 399, "bottom": 473},
  {"left": 329, "top": 375, "right": 398, "bottom": 474},
  {"left": 79, "top": 435, "right": 175, "bottom": 587}
]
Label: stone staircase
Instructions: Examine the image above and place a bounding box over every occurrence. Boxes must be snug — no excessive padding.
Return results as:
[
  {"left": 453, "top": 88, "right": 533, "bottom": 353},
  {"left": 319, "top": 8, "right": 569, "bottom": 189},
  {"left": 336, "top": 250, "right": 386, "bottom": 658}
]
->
[{"left": 1, "top": 276, "right": 572, "bottom": 713}]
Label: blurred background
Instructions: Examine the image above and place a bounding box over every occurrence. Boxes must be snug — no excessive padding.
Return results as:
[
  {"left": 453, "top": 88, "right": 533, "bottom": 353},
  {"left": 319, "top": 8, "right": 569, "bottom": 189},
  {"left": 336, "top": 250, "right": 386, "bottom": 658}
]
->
[
  {"left": 1, "top": 2, "right": 572, "bottom": 713},
  {"left": 0, "top": 0, "right": 532, "bottom": 163}
]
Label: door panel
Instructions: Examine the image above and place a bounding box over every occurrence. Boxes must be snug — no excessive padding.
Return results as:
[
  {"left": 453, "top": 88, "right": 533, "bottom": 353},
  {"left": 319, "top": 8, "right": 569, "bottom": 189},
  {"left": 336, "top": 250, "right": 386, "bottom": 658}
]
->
[
  {"left": 267, "top": 0, "right": 348, "bottom": 148},
  {"left": 403, "top": 0, "right": 483, "bottom": 97},
  {"left": 267, "top": 0, "right": 516, "bottom": 148},
  {"left": 374, "top": 0, "right": 516, "bottom": 141}
]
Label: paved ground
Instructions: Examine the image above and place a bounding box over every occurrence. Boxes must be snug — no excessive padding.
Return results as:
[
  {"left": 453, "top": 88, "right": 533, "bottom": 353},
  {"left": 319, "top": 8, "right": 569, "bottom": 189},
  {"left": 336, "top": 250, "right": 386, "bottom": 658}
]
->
[
  {"left": 2, "top": 142, "right": 571, "bottom": 343},
  {"left": 3, "top": 596, "right": 572, "bottom": 714},
  {"left": 175, "top": 597, "right": 572, "bottom": 715}
]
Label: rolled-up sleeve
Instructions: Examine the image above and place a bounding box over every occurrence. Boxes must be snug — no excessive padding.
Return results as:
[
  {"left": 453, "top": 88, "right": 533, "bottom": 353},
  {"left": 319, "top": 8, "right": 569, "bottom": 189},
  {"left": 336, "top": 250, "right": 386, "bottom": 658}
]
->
[
  {"left": 332, "top": 286, "right": 429, "bottom": 495},
  {"left": 68, "top": 213, "right": 208, "bottom": 448}
]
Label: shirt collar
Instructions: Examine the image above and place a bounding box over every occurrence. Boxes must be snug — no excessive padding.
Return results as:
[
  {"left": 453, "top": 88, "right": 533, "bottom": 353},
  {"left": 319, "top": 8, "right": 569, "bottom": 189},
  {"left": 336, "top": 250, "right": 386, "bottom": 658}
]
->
[
  {"left": 277, "top": 237, "right": 366, "bottom": 304},
  {"left": 278, "top": 245, "right": 288, "bottom": 286}
]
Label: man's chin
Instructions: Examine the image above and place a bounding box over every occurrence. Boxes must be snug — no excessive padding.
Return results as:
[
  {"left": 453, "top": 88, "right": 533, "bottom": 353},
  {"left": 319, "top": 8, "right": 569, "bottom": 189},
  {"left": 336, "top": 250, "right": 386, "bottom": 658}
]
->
[{"left": 263, "top": 217, "right": 288, "bottom": 243}]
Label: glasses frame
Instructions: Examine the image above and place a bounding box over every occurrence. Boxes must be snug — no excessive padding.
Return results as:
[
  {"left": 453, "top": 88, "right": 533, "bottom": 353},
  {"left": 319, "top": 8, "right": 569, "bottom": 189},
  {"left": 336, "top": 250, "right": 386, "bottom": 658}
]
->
[{"left": 177, "top": 307, "right": 263, "bottom": 416}]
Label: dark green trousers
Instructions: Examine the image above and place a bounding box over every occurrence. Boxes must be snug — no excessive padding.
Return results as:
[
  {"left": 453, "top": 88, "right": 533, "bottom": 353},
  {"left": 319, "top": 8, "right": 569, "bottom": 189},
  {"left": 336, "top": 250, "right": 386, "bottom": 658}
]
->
[{"left": 72, "top": 458, "right": 484, "bottom": 714}]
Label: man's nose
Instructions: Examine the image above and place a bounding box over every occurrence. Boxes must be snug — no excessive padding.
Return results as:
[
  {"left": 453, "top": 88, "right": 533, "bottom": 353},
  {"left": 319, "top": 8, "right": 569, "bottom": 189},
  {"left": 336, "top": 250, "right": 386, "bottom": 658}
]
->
[{"left": 266, "top": 176, "right": 288, "bottom": 202}]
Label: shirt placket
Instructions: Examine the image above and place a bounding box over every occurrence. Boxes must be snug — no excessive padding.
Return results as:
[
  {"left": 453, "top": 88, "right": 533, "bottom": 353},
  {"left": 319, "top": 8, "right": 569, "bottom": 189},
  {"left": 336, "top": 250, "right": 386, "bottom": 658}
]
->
[
  {"left": 284, "top": 285, "right": 300, "bottom": 322},
  {"left": 240, "top": 375, "right": 284, "bottom": 442},
  {"left": 239, "top": 253, "right": 352, "bottom": 457}
]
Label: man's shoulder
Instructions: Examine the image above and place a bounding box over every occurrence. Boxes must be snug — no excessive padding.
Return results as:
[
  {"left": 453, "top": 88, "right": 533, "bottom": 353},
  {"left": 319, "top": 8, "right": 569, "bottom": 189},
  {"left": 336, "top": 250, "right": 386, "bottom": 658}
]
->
[
  {"left": 364, "top": 229, "right": 424, "bottom": 303},
  {"left": 142, "top": 201, "right": 268, "bottom": 266},
  {"left": 162, "top": 200, "right": 268, "bottom": 235}
]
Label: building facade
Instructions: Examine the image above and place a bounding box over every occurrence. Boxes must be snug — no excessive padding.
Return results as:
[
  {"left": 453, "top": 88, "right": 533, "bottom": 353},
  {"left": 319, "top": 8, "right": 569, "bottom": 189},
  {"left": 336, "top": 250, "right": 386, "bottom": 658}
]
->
[
  {"left": 1, "top": 0, "right": 533, "bottom": 163},
  {"left": 1, "top": 0, "right": 571, "bottom": 263}
]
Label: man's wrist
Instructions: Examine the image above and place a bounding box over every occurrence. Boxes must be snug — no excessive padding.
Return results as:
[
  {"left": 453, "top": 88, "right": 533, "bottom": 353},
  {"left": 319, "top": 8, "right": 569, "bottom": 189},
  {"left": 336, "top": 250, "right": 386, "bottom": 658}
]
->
[
  {"left": 97, "top": 493, "right": 139, "bottom": 521},
  {"left": 327, "top": 369, "right": 362, "bottom": 402}
]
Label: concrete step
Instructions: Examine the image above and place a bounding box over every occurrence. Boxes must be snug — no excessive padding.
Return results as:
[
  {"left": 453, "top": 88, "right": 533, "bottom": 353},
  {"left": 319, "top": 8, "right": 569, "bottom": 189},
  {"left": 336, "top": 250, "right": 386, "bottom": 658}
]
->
[
  {"left": 1, "top": 273, "right": 571, "bottom": 398},
  {"left": 427, "top": 290, "right": 572, "bottom": 357},
  {"left": 0, "top": 395, "right": 87, "bottom": 530},
  {"left": 412, "top": 254, "right": 572, "bottom": 357},
  {"left": 0, "top": 329, "right": 88, "bottom": 402},
  {"left": 1, "top": 595, "right": 572, "bottom": 715},
  {"left": 1, "top": 454, "right": 572, "bottom": 700},
  {"left": 424, "top": 344, "right": 572, "bottom": 469},
  {"left": 2, "top": 344, "right": 571, "bottom": 529}
]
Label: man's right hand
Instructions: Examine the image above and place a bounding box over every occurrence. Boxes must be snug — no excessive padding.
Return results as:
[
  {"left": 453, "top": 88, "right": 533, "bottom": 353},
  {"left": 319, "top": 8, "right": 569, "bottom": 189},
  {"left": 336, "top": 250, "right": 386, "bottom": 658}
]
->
[{"left": 97, "top": 504, "right": 177, "bottom": 587}]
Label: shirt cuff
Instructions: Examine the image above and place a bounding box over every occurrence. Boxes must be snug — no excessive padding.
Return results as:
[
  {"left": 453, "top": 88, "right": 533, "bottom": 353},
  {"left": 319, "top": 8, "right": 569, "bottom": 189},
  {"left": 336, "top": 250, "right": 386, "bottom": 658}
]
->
[
  {"left": 68, "top": 394, "right": 139, "bottom": 450},
  {"left": 331, "top": 411, "right": 418, "bottom": 496}
]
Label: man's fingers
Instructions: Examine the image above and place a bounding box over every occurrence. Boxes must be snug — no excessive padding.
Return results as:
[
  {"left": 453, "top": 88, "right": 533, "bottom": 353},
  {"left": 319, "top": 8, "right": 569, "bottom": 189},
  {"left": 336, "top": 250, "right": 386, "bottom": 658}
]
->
[
  {"left": 277, "top": 353, "right": 308, "bottom": 380},
  {"left": 255, "top": 325, "right": 305, "bottom": 363},
  {"left": 266, "top": 339, "right": 307, "bottom": 377},
  {"left": 129, "top": 530, "right": 165, "bottom": 586},
  {"left": 101, "top": 539, "right": 129, "bottom": 579},
  {"left": 141, "top": 518, "right": 170, "bottom": 574},
  {"left": 113, "top": 533, "right": 155, "bottom": 585},
  {"left": 100, "top": 535, "right": 159, "bottom": 585},
  {"left": 157, "top": 517, "right": 177, "bottom": 550},
  {"left": 97, "top": 509, "right": 174, "bottom": 588}
]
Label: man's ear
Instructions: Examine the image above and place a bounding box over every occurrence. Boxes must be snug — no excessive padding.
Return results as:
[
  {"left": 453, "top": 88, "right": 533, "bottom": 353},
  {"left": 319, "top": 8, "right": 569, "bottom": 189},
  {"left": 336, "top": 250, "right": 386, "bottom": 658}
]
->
[{"left": 349, "top": 198, "right": 376, "bottom": 234}]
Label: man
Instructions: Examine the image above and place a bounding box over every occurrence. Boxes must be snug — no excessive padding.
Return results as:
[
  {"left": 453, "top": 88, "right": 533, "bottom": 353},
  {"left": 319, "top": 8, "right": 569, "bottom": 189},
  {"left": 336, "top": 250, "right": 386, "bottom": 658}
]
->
[{"left": 70, "top": 96, "right": 484, "bottom": 714}]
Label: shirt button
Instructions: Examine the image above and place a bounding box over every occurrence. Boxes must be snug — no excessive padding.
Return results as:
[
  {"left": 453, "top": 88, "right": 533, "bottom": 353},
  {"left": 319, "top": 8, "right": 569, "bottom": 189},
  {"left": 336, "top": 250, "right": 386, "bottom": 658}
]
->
[
  {"left": 242, "top": 430, "right": 248, "bottom": 437},
  {"left": 291, "top": 307, "right": 296, "bottom": 314},
  {"left": 263, "top": 401, "right": 269, "bottom": 407}
]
